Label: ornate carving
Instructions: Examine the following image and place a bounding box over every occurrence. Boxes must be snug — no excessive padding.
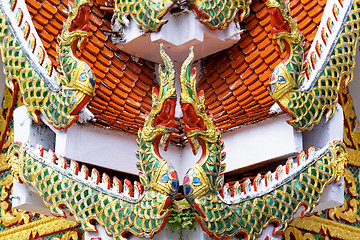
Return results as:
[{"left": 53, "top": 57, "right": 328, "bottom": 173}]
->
[
  {"left": 268, "top": 0, "right": 359, "bottom": 131},
  {"left": 289, "top": 215, "right": 360, "bottom": 239},
  {"left": 180, "top": 47, "right": 348, "bottom": 240},
  {"left": 0, "top": 0, "right": 95, "bottom": 130},
  {"left": 326, "top": 169, "right": 360, "bottom": 224},
  {"left": 114, "top": 0, "right": 252, "bottom": 32},
  {"left": 51, "top": 230, "right": 82, "bottom": 240},
  {"left": 0, "top": 216, "right": 77, "bottom": 239},
  {"left": 0, "top": 86, "right": 17, "bottom": 153},
  {"left": 114, "top": 0, "right": 174, "bottom": 32},
  {"left": 6, "top": 45, "right": 179, "bottom": 240},
  {"left": 191, "top": 0, "right": 252, "bottom": 30}
]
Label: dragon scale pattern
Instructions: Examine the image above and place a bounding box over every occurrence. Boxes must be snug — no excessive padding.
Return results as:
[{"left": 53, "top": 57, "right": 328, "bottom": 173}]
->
[
  {"left": 192, "top": 0, "right": 252, "bottom": 29},
  {"left": 0, "top": 0, "right": 95, "bottom": 130},
  {"left": 186, "top": 141, "right": 346, "bottom": 239},
  {"left": 181, "top": 47, "right": 347, "bottom": 240},
  {"left": 6, "top": 45, "right": 179, "bottom": 240},
  {"left": 269, "top": 0, "right": 360, "bottom": 131},
  {"left": 114, "top": 0, "right": 174, "bottom": 32}
]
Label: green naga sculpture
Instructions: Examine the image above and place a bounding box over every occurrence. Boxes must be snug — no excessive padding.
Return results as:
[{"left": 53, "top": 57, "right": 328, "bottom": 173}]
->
[
  {"left": 0, "top": 0, "right": 95, "bottom": 132},
  {"left": 6, "top": 44, "right": 179, "bottom": 240},
  {"left": 114, "top": 0, "right": 252, "bottom": 32},
  {"left": 181, "top": 46, "right": 347, "bottom": 239},
  {"left": 268, "top": 0, "right": 360, "bottom": 131}
]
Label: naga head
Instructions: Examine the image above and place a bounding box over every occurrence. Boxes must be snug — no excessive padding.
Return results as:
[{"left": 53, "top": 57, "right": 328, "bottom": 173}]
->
[
  {"left": 269, "top": 65, "right": 296, "bottom": 101},
  {"left": 136, "top": 44, "right": 178, "bottom": 198},
  {"left": 180, "top": 47, "right": 217, "bottom": 155},
  {"left": 141, "top": 44, "right": 177, "bottom": 150},
  {"left": 180, "top": 48, "right": 226, "bottom": 203},
  {"left": 268, "top": 0, "right": 301, "bottom": 52},
  {"left": 268, "top": 0, "right": 301, "bottom": 102},
  {"left": 57, "top": 0, "right": 95, "bottom": 116}
]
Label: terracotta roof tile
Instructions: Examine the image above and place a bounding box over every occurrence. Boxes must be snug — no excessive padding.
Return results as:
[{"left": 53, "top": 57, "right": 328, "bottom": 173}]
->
[
  {"left": 291, "top": 2, "right": 304, "bottom": 16},
  {"left": 43, "top": 0, "right": 58, "bottom": 15},
  {"left": 228, "top": 45, "right": 242, "bottom": 60},
  {"left": 27, "top": 0, "right": 325, "bottom": 137},
  {"left": 133, "top": 86, "right": 146, "bottom": 98},
  {"left": 39, "top": 29, "right": 54, "bottom": 42},
  {"left": 253, "top": 31, "right": 268, "bottom": 44},
  {"left": 250, "top": 25, "right": 264, "bottom": 38},
  {"left": 54, "top": 12, "right": 66, "bottom": 23},
  {"left": 293, "top": 10, "right": 308, "bottom": 23},
  {"left": 89, "top": 13, "right": 103, "bottom": 27},
  {"left": 82, "top": 49, "right": 97, "bottom": 63},
  {"left": 48, "top": 0, "right": 60, "bottom": 6},
  {"left": 214, "top": 83, "right": 228, "bottom": 95},
  {"left": 220, "top": 67, "right": 234, "bottom": 79},
  {"left": 96, "top": 89, "right": 111, "bottom": 102},
  {"left": 302, "top": 22, "right": 317, "bottom": 36},
  {"left": 93, "top": 67, "right": 106, "bottom": 79},
  {"left": 205, "top": 94, "right": 217, "bottom": 106},
  {"left": 234, "top": 85, "right": 247, "bottom": 96},
  {"left": 249, "top": 58, "right": 264, "bottom": 70},
  {"left": 49, "top": 18, "right": 63, "bottom": 30},
  {"left": 222, "top": 95, "right": 236, "bottom": 106},
  {"left": 290, "top": 0, "right": 301, "bottom": 9},
  {"left": 39, "top": 9, "right": 56, "bottom": 20},
  {"left": 27, "top": 0, "right": 41, "bottom": 10},
  {"left": 92, "top": 96, "right": 108, "bottom": 107},
  {"left": 103, "top": 78, "right": 117, "bottom": 90},
  {"left": 89, "top": 101, "right": 105, "bottom": 111},
  {"left": 255, "top": 6, "right": 268, "bottom": 20},
  {"left": 239, "top": 95, "right": 253, "bottom": 106},
  {"left": 57, "top": 3, "right": 68, "bottom": 17},
  {"left": 32, "top": 20, "right": 44, "bottom": 31},
  {"left": 229, "top": 80, "right": 242, "bottom": 91},
  {"left": 110, "top": 94, "right": 125, "bottom": 106},
  {"left": 96, "top": 53, "right": 112, "bottom": 66},
  {"left": 259, "top": 14, "right": 270, "bottom": 27},
  {"left": 225, "top": 73, "right": 238, "bottom": 85},
  {"left": 251, "top": 1, "right": 264, "bottom": 12},
  {"left": 227, "top": 105, "right": 243, "bottom": 115},
  {"left": 94, "top": 30, "right": 107, "bottom": 42},
  {"left": 126, "top": 98, "right": 141, "bottom": 109},
  {"left": 114, "top": 51, "right": 130, "bottom": 62},
  {"left": 197, "top": 0, "right": 326, "bottom": 131},
  {"left": 124, "top": 68, "right": 139, "bottom": 81},
  {"left": 303, "top": 0, "right": 318, "bottom": 11},
  {"left": 44, "top": 23, "right": 59, "bottom": 36}
]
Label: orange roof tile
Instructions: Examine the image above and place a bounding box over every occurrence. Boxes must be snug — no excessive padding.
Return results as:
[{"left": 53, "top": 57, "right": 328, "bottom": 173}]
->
[
  {"left": 198, "top": 0, "right": 325, "bottom": 130},
  {"left": 27, "top": 0, "right": 326, "bottom": 140}
]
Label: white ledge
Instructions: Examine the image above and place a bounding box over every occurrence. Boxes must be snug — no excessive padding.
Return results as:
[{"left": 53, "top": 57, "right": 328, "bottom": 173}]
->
[{"left": 114, "top": 11, "right": 242, "bottom": 63}]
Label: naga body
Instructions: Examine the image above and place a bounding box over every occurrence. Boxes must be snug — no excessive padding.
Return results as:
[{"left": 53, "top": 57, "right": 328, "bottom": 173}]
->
[
  {"left": 6, "top": 44, "right": 179, "bottom": 240},
  {"left": 268, "top": 0, "right": 360, "bottom": 131},
  {"left": 0, "top": 0, "right": 95, "bottom": 131},
  {"left": 181, "top": 47, "right": 347, "bottom": 239}
]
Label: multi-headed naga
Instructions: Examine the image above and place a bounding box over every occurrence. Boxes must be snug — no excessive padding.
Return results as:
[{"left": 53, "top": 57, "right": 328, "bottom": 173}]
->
[
  {"left": 181, "top": 48, "right": 347, "bottom": 240},
  {"left": 6, "top": 45, "right": 179, "bottom": 240},
  {"left": 0, "top": 0, "right": 95, "bottom": 132},
  {"left": 268, "top": 0, "right": 360, "bottom": 131}
]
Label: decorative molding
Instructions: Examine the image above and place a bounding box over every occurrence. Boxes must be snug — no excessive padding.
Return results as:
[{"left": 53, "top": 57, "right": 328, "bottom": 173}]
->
[
  {"left": 0, "top": 0, "right": 95, "bottom": 130},
  {"left": 6, "top": 45, "right": 179, "bottom": 240},
  {"left": 180, "top": 47, "right": 348, "bottom": 240},
  {"left": 289, "top": 216, "right": 360, "bottom": 240},
  {"left": 0, "top": 217, "right": 77, "bottom": 239},
  {"left": 268, "top": 0, "right": 359, "bottom": 131}
]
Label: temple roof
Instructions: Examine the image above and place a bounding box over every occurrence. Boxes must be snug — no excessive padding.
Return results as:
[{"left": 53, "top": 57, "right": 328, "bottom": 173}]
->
[{"left": 25, "top": 0, "right": 326, "bottom": 138}]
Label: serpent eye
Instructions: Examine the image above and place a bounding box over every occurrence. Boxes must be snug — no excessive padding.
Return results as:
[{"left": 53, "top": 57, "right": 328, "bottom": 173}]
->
[
  {"left": 278, "top": 76, "right": 285, "bottom": 83},
  {"left": 79, "top": 72, "right": 87, "bottom": 80},
  {"left": 89, "top": 78, "right": 95, "bottom": 87}
]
